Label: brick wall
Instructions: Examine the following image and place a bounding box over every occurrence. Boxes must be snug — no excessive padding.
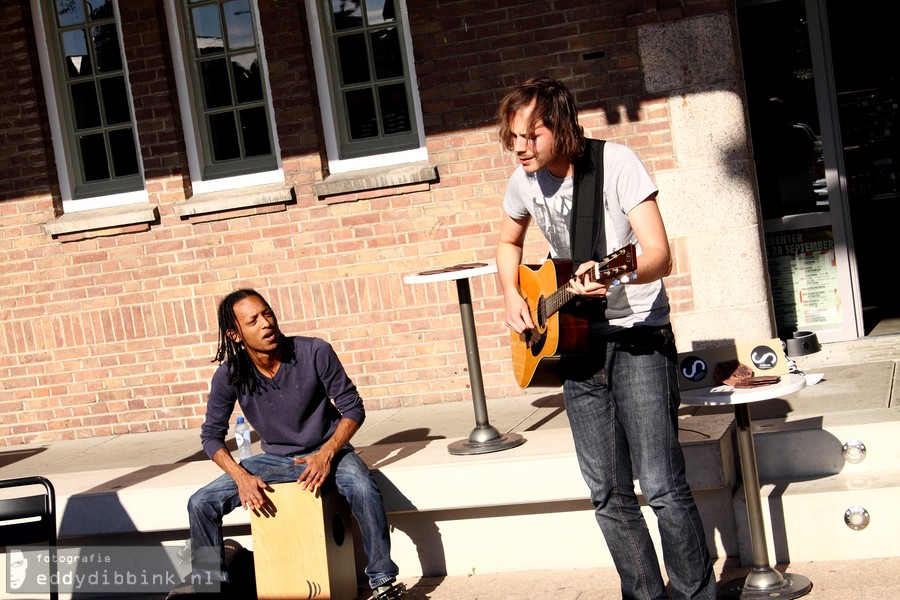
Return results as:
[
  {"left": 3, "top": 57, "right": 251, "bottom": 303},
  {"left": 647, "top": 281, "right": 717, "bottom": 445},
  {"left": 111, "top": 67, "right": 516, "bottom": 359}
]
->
[{"left": 0, "top": 0, "right": 719, "bottom": 445}]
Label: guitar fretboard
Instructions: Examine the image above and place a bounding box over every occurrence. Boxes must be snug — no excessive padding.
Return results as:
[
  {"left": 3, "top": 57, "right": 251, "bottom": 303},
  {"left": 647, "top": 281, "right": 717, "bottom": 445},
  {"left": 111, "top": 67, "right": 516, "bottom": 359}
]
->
[{"left": 532, "top": 246, "right": 635, "bottom": 324}]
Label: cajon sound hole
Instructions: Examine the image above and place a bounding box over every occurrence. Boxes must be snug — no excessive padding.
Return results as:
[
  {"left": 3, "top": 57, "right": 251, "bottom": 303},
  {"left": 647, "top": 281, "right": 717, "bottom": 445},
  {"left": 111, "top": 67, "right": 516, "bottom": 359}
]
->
[{"left": 332, "top": 512, "right": 346, "bottom": 546}]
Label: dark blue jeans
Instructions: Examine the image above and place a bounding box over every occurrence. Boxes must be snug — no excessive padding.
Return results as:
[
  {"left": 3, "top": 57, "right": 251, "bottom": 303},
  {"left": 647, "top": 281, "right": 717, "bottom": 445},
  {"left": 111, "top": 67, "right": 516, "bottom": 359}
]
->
[
  {"left": 187, "top": 446, "right": 398, "bottom": 590},
  {"left": 563, "top": 325, "right": 715, "bottom": 599}
]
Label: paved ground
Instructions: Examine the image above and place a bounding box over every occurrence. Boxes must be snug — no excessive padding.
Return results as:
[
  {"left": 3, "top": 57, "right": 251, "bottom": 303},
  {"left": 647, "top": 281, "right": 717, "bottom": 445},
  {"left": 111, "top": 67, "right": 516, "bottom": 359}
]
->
[
  {"left": 388, "top": 557, "right": 900, "bottom": 600},
  {"left": 105, "top": 556, "right": 900, "bottom": 599}
]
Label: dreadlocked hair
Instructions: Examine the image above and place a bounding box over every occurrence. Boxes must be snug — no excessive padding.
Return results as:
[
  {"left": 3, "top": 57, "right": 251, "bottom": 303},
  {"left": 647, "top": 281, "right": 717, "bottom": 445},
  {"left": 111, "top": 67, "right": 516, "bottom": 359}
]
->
[
  {"left": 213, "top": 288, "right": 278, "bottom": 393},
  {"left": 498, "top": 76, "right": 585, "bottom": 162}
]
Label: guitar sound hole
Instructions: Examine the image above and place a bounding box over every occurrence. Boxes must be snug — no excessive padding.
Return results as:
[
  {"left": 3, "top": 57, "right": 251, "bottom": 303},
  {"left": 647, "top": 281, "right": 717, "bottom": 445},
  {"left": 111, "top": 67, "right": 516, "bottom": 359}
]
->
[
  {"left": 526, "top": 328, "right": 545, "bottom": 355},
  {"left": 526, "top": 298, "right": 547, "bottom": 355}
]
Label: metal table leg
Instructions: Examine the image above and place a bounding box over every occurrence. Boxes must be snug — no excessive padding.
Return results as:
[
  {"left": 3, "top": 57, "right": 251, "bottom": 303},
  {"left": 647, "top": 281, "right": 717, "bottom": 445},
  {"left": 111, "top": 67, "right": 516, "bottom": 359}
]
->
[
  {"left": 720, "top": 403, "right": 811, "bottom": 599},
  {"left": 446, "top": 278, "right": 525, "bottom": 455}
]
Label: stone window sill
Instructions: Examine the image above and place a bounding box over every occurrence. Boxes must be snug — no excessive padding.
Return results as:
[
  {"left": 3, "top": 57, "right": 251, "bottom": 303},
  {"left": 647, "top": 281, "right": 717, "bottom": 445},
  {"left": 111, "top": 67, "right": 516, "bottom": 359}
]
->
[
  {"left": 43, "top": 203, "right": 159, "bottom": 239},
  {"left": 173, "top": 182, "right": 296, "bottom": 219},
  {"left": 313, "top": 161, "right": 438, "bottom": 200}
]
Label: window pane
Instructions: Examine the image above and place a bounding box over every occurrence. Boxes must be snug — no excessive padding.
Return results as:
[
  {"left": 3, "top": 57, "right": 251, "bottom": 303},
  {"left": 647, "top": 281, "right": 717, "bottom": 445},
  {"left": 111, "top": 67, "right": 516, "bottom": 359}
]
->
[
  {"left": 62, "top": 30, "right": 92, "bottom": 78},
  {"left": 71, "top": 81, "right": 101, "bottom": 129},
  {"left": 92, "top": 24, "right": 122, "bottom": 73},
  {"left": 208, "top": 112, "right": 241, "bottom": 161},
  {"left": 186, "top": 1, "right": 276, "bottom": 176},
  {"left": 240, "top": 107, "right": 271, "bottom": 156},
  {"left": 192, "top": 4, "right": 224, "bottom": 55},
  {"left": 378, "top": 83, "right": 410, "bottom": 134},
  {"left": 50, "top": 0, "right": 142, "bottom": 197},
  {"left": 79, "top": 133, "right": 110, "bottom": 181},
  {"left": 109, "top": 128, "right": 139, "bottom": 176},
  {"left": 337, "top": 33, "right": 370, "bottom": 85},
  {"left": 56, "top": 0, "right": 85, "bottom": 27},
  {"left": 100, "top": 76, "right": 130, "bottom": 124},
  {"left": 345, "top": 88, "right": 378, "bottom": 139},
  {"left": 224, "top": 0, "right": 254, "bottom": 49},
  {"left": 88, "top": 0, "right": 114, "bottom": 21},
  {"left": 366, "top": 0, "right": 396, "bottom": 26},
  {"left": 200, "top": 58, "right": 232, "bottom": 108},
  {"left": 370, "top": 27, "right": 401, "bottom": 80},
  {"left": 332, "top": 0, "right": 362, "bottom": 30},
  {"left": 232, "top": 53, "right": 262, "bottom": 103}
]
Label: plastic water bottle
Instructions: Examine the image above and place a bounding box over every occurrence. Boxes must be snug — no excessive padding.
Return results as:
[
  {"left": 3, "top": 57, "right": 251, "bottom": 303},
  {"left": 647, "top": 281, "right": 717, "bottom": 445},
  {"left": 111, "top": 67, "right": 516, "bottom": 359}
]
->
[{"left": 235, "top": 417, "right": 253, "bottom": 461}]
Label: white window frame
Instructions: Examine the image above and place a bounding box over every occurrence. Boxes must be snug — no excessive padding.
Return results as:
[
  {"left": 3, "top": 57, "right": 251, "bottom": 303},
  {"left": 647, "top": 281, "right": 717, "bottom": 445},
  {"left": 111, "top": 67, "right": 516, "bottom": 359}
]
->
[
  {"left": 164, "top": 0, "right": 284, "bottom": 196},
  {"left": 303, "top": 0, "right": 427, "bottom": 175},
  {"left": 31, "top": 0, "right": 149, "bottom": 214}
]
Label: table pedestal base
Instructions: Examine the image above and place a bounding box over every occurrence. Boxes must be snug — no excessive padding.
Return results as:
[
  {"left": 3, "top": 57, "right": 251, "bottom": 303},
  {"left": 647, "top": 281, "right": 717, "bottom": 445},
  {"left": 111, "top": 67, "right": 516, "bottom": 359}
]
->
[
  {"left": 448, "top": 425, "right": 525, "bottom": 455},
  {"left": 446, "top": 276, "right": 525, "bottom": 456},
  {"left": 404, "top": 264, "right": 526, "bottom": 456},
  {"left": 725, "top": 402, "right": 812, "bottom": 599},
  {"left": 721, "top": 568, "right": 812, "bottom": 599},
  {"left": 680, "top": 377, "right": 812, "bottom": 600}
]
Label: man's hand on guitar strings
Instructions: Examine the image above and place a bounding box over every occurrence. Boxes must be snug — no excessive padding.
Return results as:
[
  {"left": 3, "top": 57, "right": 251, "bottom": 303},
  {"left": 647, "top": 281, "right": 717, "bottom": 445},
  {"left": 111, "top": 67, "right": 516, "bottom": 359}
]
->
[
  {"left": 569, "top": 262, "right": 609, "bottom": 297},
  {"left": 504, "top": 293, "right": 534, "bottom": 334}
]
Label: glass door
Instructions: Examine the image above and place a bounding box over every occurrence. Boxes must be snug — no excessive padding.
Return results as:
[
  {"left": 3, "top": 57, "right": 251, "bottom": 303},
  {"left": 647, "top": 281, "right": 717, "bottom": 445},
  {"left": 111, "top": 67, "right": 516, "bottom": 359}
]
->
[
  {"left": 738, "top": 0, "right": 860, "bottom": 342},
  {"left": 738, "top": 0, "right": 900, "bottom": 341},
  {"left": 823, "top": 0, "right": 900, "bottom": 336}
]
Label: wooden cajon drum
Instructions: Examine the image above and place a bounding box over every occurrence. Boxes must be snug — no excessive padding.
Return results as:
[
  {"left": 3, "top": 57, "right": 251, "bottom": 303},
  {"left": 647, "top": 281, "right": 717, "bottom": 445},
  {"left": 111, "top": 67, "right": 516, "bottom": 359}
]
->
[{"left": 250, "top": 483, "right": 356, "bottom": 600}]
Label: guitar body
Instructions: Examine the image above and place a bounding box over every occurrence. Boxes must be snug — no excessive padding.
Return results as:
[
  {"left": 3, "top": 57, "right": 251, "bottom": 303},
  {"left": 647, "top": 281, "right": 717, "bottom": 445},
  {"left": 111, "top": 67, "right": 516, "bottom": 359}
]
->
[
  {"left": 509, "top": 244, "right": 637, "bottom": 388},
  {"left": 511, "top": 260, "right": 592, "bottom": 388}
]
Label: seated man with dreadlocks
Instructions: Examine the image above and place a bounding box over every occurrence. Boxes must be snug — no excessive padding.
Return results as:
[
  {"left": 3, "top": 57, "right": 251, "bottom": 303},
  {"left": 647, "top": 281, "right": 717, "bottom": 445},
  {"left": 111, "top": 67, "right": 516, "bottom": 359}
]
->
[{"left": 175, "top": 288, "right": 405, "bottom": 600}]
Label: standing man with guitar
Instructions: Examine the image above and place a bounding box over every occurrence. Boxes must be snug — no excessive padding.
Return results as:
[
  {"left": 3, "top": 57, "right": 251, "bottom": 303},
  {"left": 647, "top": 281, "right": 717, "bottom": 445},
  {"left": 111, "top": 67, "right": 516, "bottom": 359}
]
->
[{"left": 496, "top": 77, "right": 716, "bottom": 599}]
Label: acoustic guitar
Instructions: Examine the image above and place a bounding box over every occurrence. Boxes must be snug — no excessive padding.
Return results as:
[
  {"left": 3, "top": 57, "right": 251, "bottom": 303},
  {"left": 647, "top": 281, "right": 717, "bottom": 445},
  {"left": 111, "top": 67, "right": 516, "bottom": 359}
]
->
[{"left": 510, "top": 244, "right": 637, "bottom": 388}]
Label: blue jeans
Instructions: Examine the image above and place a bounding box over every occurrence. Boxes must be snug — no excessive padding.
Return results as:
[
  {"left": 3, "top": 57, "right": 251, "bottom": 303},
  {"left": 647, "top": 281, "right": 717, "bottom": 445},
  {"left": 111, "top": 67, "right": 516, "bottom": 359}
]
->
[
  {"left": 563, "top": 325, "right": 715, "bottom": 600},
  {"left": 187, "top": 446, "right": 398, "bottom": 590}
]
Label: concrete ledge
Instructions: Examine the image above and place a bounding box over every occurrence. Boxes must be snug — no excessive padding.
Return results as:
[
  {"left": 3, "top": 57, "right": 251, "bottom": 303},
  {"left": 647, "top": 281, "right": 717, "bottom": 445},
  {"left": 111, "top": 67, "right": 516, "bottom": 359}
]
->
[
  {"left": 32, "top": 423, "right": 734, "bottom": 539},
  {"left": 0, "top": 418, "right": 739, "bottom": 579},
  {"left": 360, "top": 424, "right": 735, "bottom": 513}
]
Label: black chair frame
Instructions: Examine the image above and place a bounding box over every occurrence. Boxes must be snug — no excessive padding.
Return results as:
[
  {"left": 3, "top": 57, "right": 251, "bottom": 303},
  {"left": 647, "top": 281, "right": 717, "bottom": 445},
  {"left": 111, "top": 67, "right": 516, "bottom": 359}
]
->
[{"left": 1, "top": 476, "right": 58, "bottom": 600}]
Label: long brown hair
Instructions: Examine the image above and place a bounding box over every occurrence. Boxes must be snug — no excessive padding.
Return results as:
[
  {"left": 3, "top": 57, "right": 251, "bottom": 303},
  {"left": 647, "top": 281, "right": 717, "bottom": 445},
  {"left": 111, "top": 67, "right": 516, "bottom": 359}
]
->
[{"left": 498, "top": 76, "right": 585, "bottom": 161}]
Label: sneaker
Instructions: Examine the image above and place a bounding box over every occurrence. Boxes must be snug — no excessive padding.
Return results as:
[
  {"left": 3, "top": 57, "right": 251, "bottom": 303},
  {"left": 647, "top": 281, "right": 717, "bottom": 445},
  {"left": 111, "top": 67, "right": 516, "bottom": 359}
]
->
[
  {"left": 373, "top": 581, "right": 407, "bottom": 599},
  {"left": 223, "top": 539, "right": 256, "bottom": 599}
]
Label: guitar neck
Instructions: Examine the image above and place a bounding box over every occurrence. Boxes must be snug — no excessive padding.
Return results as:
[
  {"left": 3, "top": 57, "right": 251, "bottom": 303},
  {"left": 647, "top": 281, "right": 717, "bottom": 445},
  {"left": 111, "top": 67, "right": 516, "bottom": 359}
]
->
[
  {"left": 542, "top": 282, "right": 578, "bottom": 320},
  {"left": 537, "top": 245, "right": 636, "bottom": 321}
]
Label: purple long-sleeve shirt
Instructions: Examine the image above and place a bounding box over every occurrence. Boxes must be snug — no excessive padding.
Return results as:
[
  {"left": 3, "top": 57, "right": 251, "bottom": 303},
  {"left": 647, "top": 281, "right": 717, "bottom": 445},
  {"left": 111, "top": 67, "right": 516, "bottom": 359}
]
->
[{"left": 200, "top": 336, "right": 366, "bottom": 459}]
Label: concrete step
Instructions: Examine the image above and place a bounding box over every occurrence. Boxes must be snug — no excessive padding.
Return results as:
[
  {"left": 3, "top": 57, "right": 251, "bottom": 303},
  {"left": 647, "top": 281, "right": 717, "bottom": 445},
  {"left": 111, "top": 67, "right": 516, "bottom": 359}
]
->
[
  {"left": 358, "top": 421, "right": 738, "bottom": 577},
  {"left": 734, "top": 469, "right": 900, "bottom": 564},
  {"left": 752, "top": 407, "right": 900, "bottom": 481},
  {"left": 22, "top": 407, "right": 900, "bottom": 578},
  {"left": 1, "top": 415, "right": 738, "bottom": 582},
  {"left": 727, "top": 407, "right": 900, "bottom": 565},
  {"left": 4, "top": 353, "right": 898, "bottom": 593}
]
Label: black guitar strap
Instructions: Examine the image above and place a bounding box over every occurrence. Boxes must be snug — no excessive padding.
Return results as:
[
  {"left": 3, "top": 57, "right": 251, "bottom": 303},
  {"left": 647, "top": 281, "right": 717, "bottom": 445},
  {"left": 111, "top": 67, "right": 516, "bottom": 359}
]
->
[{"left": 570, "top": 138, "right": 606, "bottom": 268}]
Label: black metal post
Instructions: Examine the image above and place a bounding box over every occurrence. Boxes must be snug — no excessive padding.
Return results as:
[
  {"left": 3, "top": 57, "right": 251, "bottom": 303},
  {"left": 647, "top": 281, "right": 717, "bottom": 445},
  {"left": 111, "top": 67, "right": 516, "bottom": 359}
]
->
[
  {"left": 446, "top": 278, "right": 525, "bottom": 455},
  {"left": 719, "top": 403, "right": 811, "bottom": 599}
]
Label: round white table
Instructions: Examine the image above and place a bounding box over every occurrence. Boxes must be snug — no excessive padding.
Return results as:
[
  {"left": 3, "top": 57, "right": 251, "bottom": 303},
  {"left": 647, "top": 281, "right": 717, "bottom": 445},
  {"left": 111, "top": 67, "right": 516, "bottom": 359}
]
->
[
  {"left": 404, "top": 262, "right": 526, "bottom": 455},
  {"left": 680, "top": 373, "right": 812, "bottom": 599}
]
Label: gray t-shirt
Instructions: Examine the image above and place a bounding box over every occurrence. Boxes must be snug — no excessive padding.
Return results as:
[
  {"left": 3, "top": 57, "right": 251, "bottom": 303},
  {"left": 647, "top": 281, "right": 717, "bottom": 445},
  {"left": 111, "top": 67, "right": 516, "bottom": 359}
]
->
[{"left": 503, "top": 140, "right": 670, "bottom": 331}]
